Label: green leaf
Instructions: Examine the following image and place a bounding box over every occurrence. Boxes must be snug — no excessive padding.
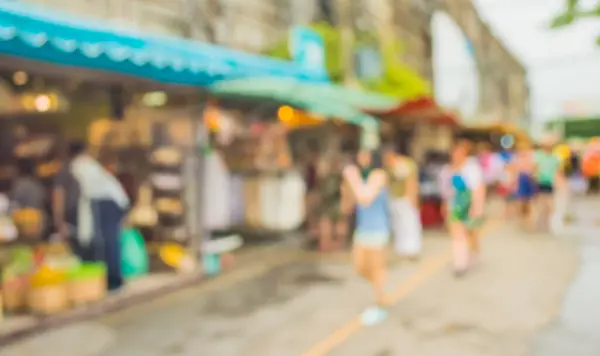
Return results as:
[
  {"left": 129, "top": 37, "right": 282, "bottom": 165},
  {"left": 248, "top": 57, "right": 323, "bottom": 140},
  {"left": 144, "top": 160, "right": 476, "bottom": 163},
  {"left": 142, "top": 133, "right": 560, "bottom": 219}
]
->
[{"left": 550, "top": 12, "right": 576, "bottom": 28}]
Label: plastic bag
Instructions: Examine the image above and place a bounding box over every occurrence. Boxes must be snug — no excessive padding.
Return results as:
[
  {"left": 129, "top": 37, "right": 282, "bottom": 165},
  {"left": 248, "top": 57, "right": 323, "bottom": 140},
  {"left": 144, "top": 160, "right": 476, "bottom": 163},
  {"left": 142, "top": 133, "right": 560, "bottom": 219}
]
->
[{"left": 120, "top": 228, "right": 149, "bottom": 279}]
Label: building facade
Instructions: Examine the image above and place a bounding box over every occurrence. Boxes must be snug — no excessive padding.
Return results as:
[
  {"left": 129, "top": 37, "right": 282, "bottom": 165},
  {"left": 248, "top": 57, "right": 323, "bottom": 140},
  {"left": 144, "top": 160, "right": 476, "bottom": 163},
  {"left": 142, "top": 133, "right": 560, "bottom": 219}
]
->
[
  {"left": 440, "top": 0, "right": 530, "bottom": 127},
  {"left": 24, "top": 0, "right": 529, "bottom": 126}
]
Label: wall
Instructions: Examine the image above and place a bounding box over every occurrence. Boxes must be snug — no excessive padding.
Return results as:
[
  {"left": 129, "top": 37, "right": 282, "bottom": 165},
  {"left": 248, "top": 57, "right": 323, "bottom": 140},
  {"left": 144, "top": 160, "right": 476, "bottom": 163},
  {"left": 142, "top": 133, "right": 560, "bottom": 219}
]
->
[{"left": 437, "top": 0, "right": 529, "bottom": 127}]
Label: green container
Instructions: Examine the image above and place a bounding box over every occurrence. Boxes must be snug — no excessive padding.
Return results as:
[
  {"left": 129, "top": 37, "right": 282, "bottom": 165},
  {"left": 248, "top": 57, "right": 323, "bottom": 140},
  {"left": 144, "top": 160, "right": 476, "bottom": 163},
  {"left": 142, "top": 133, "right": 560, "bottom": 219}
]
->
[{"left": 67, "top": 262, "right": 106, "bottom": 282}]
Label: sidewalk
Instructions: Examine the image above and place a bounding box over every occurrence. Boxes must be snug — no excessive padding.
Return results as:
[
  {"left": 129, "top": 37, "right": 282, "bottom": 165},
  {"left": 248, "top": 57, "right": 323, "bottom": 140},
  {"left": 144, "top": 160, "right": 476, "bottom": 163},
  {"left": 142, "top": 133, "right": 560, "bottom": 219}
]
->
[{"left": 0, "top": 244, "right": 299, "bottom": 346}]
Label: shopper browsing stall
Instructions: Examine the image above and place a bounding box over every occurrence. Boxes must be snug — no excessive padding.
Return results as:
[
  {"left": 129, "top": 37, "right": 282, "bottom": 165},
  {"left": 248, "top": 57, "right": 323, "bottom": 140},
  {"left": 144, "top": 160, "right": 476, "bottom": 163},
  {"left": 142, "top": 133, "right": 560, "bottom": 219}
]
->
[
  {"left": 383, "top": 146, "right": 422, "bottom": 259},
  {"left": 70, "top": 145, "right": 130, "bottom": 291}
]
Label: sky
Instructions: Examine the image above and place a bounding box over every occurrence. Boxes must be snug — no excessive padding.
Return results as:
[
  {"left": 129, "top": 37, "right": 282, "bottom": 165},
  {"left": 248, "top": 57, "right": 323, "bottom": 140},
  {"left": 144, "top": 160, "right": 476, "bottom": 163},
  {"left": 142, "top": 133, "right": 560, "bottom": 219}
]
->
[{"left": 432, "top": 0, "right": 600, "bottom": 128}]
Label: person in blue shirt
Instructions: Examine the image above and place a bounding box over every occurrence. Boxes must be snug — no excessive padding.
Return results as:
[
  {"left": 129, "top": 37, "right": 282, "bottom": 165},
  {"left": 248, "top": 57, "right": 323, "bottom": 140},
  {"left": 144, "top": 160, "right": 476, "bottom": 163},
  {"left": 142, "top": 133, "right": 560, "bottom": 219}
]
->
[{"left": 343, "top": 149, "right": 390, "bottom": 325}]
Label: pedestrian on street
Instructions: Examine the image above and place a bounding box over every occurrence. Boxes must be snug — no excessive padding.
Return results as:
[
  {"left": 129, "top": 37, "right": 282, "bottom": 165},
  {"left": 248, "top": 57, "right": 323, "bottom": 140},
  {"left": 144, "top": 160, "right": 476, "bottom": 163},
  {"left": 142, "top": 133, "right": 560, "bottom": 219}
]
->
[
  {"left": 444, "top": 140, "right": 486, "bottom": 277},
  {"left": 532, "top": 135, "right": 564, "bottom": 233},
  {"left": 343, "top": 149, "right": 390, "bottom": 325},
  {"left": 512, "top": 142, "right": 537, "bottom": 230},
  {"left": 383, "top": 146, "right": 422, "bottom": 259}
]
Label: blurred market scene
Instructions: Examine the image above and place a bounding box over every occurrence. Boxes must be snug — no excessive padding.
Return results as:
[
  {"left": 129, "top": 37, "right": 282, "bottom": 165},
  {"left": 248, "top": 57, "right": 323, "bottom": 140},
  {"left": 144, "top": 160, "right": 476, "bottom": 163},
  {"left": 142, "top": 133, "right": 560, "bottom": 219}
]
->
[{"left": 0, "top": 0, "right": 600, "bottom": 355}]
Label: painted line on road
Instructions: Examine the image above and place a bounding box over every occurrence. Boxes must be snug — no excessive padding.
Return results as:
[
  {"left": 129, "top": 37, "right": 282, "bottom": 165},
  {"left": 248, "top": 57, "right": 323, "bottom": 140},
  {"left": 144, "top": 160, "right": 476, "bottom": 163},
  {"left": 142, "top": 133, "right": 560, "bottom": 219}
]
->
[{"left": 302, "top": 219, "right": 501, "bottom": 356}]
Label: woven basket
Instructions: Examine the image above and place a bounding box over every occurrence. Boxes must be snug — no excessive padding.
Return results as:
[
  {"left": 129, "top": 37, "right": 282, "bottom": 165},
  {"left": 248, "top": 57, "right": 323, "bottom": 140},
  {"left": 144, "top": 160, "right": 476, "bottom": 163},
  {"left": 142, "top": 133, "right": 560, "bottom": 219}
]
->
[
  {"left": 27, "top": 284, "right": 69, "bottom": 315},
  {"left": 2, "top": 278, "right": 28, "bottom": 312},
  {"left": 68, "top": 277, "right": 106, "bottom": 306}
]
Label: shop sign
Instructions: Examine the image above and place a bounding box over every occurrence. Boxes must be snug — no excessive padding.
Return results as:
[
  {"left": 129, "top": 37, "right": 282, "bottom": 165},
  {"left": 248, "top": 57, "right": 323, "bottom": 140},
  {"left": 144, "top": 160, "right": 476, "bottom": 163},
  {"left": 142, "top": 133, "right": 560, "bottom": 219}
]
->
[{"left": 289, "top": 26, "right": 328, "bottom": 79}]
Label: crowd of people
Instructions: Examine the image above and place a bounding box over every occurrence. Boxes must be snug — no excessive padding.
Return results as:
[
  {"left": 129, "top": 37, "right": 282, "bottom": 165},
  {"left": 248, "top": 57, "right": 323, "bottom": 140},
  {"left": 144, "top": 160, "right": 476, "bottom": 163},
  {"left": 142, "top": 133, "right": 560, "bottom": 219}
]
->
[{"left": 303, "top": 135, "right": 594, "bottom": 326}]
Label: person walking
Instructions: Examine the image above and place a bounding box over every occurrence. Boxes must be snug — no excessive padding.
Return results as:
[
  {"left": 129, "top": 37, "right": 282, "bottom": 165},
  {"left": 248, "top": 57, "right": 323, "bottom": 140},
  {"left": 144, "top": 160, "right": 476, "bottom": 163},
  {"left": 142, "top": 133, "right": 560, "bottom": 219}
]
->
[
  {"left": 444, "top": 140, "right": 486, "bottom": 277},
  {"left": 383, "top": 146, "right": 422, "bottom": 259},
  {"left": 533, "top": 136, "right": 564, "bottom": 233},
  {"left": 343, "top": 149, "right": 390, "bottom": 325},
  {"left": 512, "top": 142, "right": 537, "bottom": 230}
]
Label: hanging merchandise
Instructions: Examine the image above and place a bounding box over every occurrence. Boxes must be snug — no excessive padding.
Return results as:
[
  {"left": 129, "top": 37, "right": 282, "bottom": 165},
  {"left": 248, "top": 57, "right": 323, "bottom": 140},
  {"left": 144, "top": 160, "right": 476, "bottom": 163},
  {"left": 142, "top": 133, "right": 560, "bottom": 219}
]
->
[
  {"left": 155, "top": 197, "right": 185, "bottom": 226},
  {"left": 0, "top": 193, "right": 17, "bottom": 242},
  {"left": 151, "top": 146, "right": 183, "bottom": 167},
  {"left": 128, "top": 183, "right": 158, "bottom": 227},
  {"left": 151, "top": 173, "right": 183, "bottom": 192},
  {"left": 259, "top": 174, "right": 280, "bottom": 230},
  {"left": 243, "top": 176, "right": 262, "bottom": 227},
  {"left": 120, "top": 228, "right": 149, "bottom": 279},
  {"left": 275, "top": 171, "right": 306, "bottom": 230},
  {"left": 202, "top": 151, "right": 231, "bottom": 230},
  {"left": 12, "top": 207, "right": 44, "bottom": 240},
  {"left": 229, "top": 175, "right": 245, "bottom": 225}
]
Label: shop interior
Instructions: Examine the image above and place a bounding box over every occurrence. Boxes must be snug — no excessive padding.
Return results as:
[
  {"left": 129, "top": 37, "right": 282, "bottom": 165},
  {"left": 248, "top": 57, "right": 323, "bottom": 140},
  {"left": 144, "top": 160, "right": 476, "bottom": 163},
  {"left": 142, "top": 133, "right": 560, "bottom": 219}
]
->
[{"left": 0, "top": 64, "right": 212, "bottom": 322}]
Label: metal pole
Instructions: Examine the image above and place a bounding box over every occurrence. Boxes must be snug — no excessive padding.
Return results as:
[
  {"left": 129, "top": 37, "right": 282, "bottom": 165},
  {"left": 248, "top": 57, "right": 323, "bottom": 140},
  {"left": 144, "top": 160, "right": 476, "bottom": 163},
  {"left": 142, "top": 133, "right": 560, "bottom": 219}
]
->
[{"left": 188, "top": 104, "right": 207, "bottom": 270}]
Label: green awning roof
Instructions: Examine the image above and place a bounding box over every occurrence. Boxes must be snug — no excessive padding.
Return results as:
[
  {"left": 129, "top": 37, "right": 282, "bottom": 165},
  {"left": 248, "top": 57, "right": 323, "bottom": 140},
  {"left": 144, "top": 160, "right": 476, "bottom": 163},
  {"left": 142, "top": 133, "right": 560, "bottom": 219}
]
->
[
  {"left": 209, "top": 78, "right": 394, "bottom": 128},
  {"left": 210, "top": 78, "right": 398, "bottom": 111}
]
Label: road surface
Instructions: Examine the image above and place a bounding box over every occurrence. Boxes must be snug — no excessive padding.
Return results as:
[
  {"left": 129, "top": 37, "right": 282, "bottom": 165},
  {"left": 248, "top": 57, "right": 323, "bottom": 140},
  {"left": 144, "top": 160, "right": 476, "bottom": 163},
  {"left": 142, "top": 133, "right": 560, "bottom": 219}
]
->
[{"left": 3, "top": 200, "right": 597, "bottom": 356}]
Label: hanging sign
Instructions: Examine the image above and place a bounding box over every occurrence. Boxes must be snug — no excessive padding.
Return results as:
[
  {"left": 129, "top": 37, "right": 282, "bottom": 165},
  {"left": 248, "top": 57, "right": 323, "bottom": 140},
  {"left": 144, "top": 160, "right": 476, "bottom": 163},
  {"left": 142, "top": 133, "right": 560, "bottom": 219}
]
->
[{"left": 289, "top": 26, "right": 328, "bottom": 80}]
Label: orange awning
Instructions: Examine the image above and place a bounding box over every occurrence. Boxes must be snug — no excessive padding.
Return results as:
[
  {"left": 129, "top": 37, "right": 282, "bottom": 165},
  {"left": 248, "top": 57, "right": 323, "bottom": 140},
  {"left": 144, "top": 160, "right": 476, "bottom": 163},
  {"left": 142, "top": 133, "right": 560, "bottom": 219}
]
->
[{"left": 365, "top": 97, "right": 461, "bottom": 127}]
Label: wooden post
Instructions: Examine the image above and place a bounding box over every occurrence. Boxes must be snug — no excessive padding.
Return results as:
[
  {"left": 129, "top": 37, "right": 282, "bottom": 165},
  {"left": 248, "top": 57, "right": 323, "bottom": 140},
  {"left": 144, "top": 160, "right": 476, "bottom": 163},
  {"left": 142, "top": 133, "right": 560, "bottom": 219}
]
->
[{"left": 336, "top": 0, "right": 358, "bottom": 86}]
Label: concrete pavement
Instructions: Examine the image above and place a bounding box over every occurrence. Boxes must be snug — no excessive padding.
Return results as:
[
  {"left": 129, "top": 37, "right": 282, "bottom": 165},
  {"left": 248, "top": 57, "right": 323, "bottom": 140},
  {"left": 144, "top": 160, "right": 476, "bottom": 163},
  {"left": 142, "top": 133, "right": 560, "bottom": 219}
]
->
[
  {"left": 533, "top": 198, "right": 600, "bottom": 356},
  {"left": 0, "top": 214, "right": 584, "bottom": 356}
]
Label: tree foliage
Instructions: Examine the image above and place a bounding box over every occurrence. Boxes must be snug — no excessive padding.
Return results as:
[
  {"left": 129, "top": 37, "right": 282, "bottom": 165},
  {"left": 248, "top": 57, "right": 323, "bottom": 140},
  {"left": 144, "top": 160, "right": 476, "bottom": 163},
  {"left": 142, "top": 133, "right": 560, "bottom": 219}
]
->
[
  {"left": 551, "top": 0, "right": 600, "bottom": 45},
  {"left": 264, "top": 22, "right": 431, "bottom": 99}
]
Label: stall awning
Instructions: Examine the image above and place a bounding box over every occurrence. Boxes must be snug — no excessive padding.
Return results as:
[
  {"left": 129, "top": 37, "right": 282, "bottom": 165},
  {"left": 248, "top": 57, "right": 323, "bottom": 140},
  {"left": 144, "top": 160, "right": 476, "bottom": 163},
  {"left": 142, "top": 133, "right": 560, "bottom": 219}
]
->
[
  {"left": 365, "top": 97, "right": 460, "bottom": 126},
  {"left": 0, "top": 1, "right": 326, "bottom": 86},
  {"left": 209, "top": 78, "right": 398, "bottom": 112}
]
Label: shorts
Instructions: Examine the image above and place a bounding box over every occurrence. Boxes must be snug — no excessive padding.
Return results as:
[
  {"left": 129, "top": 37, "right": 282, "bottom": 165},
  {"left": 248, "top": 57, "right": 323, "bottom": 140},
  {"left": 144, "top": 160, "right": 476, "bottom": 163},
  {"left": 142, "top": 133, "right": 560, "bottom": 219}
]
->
[
  {"left": 537, "top": 183, "right": 553, "bottom": 194},
  {"left": 447, "top": 204, "right": 485, "bottom": 229},
  {"left": 516, "top": 173, "right": 536, "bottom": 200},
  {"left": 353, "top": 231, "right": 390, "bottom": 248}
]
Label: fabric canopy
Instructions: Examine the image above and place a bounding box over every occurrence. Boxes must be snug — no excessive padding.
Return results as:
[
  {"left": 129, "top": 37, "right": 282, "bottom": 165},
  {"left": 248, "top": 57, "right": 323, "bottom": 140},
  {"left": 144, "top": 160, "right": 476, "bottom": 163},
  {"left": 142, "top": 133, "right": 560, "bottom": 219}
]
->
[
  {"left": 210, "top": 78, "right": 385, "bottom": 128},
  {"left": 365, "top": 97, "right": 460, "bottom": 127},
  {"left": 0, "top": 1, "right": 326, "bottom": 86},
  {"left": 210, "top": 78, "right": 398, "bottom": 111}
]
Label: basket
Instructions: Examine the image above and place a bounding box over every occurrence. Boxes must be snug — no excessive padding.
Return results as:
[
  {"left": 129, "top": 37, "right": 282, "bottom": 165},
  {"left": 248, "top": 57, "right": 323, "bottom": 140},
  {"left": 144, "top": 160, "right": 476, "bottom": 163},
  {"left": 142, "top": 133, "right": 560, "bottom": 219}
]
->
[
  {"left": 27, "top": 284, "right": 69, "bottom": 315},
  {"left": 67, "top": 263, "right": 107, "bottom": 306},
  {"left": 2, "top": 277, "right": 29, "bottom": 312}
]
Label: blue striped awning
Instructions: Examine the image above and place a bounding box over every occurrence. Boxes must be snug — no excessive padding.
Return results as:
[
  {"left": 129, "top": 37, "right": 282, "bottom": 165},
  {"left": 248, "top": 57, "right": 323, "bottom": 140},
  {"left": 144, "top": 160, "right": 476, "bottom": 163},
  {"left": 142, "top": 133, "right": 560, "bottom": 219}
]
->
[{"left": 0, "top": 1, "right": 327, "bottom": 86}]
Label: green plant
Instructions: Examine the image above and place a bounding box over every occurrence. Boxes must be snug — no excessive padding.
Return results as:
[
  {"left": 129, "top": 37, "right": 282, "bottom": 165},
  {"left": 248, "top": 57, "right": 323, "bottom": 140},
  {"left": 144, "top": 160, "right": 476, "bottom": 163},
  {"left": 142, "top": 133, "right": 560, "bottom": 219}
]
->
[
  {"left": 550, "top": 0, "right": 600, "bottom": 44},
  {"left": 264, "top": 23, "right": 430, "bottom": 99}
]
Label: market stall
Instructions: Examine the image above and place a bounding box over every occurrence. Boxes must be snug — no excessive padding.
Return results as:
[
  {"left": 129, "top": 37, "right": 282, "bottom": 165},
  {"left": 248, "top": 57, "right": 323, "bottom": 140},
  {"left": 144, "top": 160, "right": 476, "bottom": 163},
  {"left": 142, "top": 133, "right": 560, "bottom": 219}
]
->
[
  {"left": 0, "top": 0, "right": 327, "bottom": 328},
  {"left": 367, "top": 97, "right": 460, "bottom": 228},
  {"left": 208, "top": 79, "right": 388, "bottom": 238}
]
